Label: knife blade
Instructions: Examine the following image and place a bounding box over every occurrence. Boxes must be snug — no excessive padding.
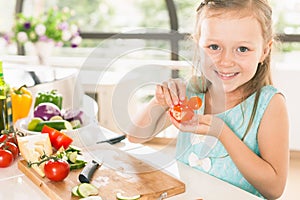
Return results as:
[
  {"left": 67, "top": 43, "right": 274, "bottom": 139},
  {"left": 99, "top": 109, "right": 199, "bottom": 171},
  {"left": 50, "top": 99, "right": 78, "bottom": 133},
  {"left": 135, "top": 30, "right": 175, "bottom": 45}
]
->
[
  {"left": 78, "top": 160, "right": 101, "bottom": 183},
  {"left": 96, "top": 134, "right": 126, "bottom": 144}
]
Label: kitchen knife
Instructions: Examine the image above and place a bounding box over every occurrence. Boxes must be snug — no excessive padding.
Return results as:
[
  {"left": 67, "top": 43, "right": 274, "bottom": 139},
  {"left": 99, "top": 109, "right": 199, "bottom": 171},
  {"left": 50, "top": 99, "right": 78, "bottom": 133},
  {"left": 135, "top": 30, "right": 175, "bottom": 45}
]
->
[
  {"left": 79, "top": 160, "right": 100, "bottom": 183},
  {"left": 96, "top": 134, "right": 126, "bottom": 145}
]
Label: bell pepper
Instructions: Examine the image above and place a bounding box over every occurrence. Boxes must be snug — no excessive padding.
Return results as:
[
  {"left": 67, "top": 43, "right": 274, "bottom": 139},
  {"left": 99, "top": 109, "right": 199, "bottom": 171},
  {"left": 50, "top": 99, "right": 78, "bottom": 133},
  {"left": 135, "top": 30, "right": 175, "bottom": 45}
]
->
[
  {"left": 34, "top": 90, "right": 63, "bottom": 109},
  {"left": 11, "top": 85, "right": 33, "bottom": 123}
]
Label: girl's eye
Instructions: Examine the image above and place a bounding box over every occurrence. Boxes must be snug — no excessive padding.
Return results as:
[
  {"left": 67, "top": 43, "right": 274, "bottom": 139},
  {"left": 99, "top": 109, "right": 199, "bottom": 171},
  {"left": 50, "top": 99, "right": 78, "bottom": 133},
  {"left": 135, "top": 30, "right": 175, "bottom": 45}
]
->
[
  {"left": 237, "top": 46, "right": 249, "bottom": 53},
  {"left": 208, "top": 44, "right": 220, "bottom": 51}
]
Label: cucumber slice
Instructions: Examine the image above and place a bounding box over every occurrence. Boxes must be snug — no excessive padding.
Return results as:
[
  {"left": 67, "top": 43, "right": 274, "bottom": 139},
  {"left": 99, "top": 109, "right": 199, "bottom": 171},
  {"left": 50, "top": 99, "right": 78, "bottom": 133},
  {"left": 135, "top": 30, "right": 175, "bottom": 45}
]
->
[
  {"left": 79, "top": 196, "right": 102, "bottom": 200},
  {"left": 77, "top": 183, "right": 99, "bottom": 198},
  {"left": 27, "top": 117, "right": 43, "bottom": 131},
  {"left": 72, "top": 185, "right": 79, "bottom": 196},
  {"left": 68, "top": 151, "right": 78, "bottom": 163},
  {"left": 70, "top": 119, "right": 81, "bottom": 129},
  {"left": 116, "top": 193, "right": 141, "bottom": 200},
  {"left": 50, "top": 116, "right": 63, "bottom": 121}
]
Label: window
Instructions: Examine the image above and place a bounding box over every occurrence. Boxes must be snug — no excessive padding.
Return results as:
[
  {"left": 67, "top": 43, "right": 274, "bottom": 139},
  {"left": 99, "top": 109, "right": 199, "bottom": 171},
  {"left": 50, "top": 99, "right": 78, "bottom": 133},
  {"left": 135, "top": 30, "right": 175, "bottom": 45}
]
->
[
  {"left": 2, "top": 0, "right": 300, "bottom": 64},
  {"left": 0, "top": 1, "right": 17, "bottom": 54}
]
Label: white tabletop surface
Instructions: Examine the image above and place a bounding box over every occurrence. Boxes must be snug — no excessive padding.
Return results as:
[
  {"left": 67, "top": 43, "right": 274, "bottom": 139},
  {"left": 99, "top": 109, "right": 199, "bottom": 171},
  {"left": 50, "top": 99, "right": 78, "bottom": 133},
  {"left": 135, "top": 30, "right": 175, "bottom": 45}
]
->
[{"left": 0, "top": 124, "right": 260, "bottom": 200}]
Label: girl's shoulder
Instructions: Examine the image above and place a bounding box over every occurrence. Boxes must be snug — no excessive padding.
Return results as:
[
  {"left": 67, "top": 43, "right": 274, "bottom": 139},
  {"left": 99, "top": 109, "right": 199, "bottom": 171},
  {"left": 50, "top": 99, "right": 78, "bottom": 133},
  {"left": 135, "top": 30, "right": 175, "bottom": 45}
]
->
[
  {"left": 258, "top": 85, "right": 281, "bottom": 105},
  {"left": 260, "top": 85, "right": 278, "bottom": 94},
  {"left": 249, "top": 85, "right": 282, "bottom": 119},
  {"left": 247, "top": 85, "right": 279, "bottom": 102}
]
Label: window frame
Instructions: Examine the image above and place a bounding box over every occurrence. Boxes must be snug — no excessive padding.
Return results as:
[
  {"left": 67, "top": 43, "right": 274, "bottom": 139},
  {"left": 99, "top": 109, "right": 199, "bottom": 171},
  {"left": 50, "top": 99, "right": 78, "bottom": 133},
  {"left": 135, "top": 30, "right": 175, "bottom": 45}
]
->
[{"left": 13, "top": 0, "right": 300, "bottom": 77}]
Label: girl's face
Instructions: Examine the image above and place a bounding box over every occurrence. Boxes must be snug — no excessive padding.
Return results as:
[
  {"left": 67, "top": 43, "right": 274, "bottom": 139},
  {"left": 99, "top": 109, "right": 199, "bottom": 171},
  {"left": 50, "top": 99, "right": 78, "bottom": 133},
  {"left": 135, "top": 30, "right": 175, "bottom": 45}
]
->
[{"left": 198, "top": 13, "right": 270, "bottom": 94}]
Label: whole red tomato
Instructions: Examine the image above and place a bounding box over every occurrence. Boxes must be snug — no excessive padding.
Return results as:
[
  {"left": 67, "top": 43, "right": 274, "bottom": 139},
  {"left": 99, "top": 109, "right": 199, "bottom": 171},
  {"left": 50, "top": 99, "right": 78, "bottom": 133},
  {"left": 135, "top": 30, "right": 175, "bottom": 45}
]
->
[
  {"left": 0, "top": 133, "right": 17, "bottom": 145},
  {"left": 44, "top": 159, "right": 70, "bottom": 181},
  {"left": 2, "top": 142, "right": 19, "bottom": 159},
  {"left": 0, "top": 134, "right": 7, "bottom": 143},
  {"left": 0, "top": 149, "right": 14, "bottom": 168}
]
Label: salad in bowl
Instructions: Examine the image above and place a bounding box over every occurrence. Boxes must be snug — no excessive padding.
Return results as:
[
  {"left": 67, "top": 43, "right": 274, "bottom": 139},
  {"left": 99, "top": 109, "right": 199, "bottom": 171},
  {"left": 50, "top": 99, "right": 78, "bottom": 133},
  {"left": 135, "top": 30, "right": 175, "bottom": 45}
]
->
[{"left": 15, "top": 105, "right": 93, "bottom": 135}]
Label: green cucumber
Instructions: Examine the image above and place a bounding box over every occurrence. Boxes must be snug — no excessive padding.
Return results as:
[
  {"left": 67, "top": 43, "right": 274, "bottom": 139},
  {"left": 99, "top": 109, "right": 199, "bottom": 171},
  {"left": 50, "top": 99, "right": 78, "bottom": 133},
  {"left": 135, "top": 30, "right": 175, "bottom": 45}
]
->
[
  {"left": 77, "top": 183, "right": 99, "bottom": 198},
  {"left": 66, "top": 145, "right": 82, "bottom": 153},
  {"left": 70, "top": 160, "right": 87, "bottom": 170},
  {"left": 34, "top": 120, "right": 73, "bottom": 132}
]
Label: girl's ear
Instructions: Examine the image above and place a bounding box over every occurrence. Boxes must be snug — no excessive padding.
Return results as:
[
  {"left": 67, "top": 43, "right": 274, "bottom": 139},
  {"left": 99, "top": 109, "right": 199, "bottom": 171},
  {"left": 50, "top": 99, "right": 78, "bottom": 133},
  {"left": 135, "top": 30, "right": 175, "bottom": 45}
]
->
[{"left": 260, "top": 39, "right": 273, "bottom": 62}]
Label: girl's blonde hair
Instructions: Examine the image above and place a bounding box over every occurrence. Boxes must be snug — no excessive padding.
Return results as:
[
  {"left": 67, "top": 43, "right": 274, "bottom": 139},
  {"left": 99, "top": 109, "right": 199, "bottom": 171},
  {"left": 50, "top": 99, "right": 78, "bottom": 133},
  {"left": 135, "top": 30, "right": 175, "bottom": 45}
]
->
[{"left": 189, "top": 0, "right": 274, "bottom": 140}]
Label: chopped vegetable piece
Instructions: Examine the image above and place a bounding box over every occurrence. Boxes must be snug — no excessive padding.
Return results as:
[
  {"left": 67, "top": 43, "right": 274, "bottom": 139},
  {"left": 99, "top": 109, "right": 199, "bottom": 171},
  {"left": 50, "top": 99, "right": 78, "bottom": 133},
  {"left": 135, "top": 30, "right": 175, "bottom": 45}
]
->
[
  {"left": 68, "top": 151, "right": 78, "bottom": 163},
  {"left": 50, "top": 116, "right": 63, "bottom": 121},
  {"left": 70, "top": 120, "right": 81, "bottom": 129},
  {"left": 41, "top": 125, "right": 73, "bottom": 150},
  {"left": 70, "top": 160, "right": 87, "bottom": 170},
  {"left": 116, "top": 192, "right": 141, "bottom": 200},
  {"left": 63, "top": 109, "right": 84, "bottom": 124},
  {"left": 33, "top": 102, "right": 61, "bottom": 121},
  {"left": 11, "top": 85, "right": 33, "bottom": 123},
  {"left": 72, "top": 185, "right": 79, "bottom": 196},
  {"left": 77, "top": 183, "right": 99, "bottom": 198},
  {"left": 34, "top": 89, "right": 63, "bottom": 109},
  {"left": 34, "top": 120, "right": 72, "bottom": 132},
  {"left": 27, "top": 117, "right": 43, "bottom": 131}
]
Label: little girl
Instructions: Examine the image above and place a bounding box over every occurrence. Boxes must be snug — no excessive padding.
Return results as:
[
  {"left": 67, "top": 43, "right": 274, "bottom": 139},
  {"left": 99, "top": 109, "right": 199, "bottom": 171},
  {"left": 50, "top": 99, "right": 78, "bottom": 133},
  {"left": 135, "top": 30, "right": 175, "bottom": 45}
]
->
[{"left": 127, "top": 0, "right": 289, "bottom": 199}]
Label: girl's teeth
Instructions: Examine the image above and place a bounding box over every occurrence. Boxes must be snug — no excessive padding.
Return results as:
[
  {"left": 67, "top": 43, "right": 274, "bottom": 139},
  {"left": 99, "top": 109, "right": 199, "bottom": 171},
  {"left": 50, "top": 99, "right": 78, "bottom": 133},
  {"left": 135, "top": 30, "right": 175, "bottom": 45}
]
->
[{"left": 219, "top": 72, "right": 236, "bottom": 77}]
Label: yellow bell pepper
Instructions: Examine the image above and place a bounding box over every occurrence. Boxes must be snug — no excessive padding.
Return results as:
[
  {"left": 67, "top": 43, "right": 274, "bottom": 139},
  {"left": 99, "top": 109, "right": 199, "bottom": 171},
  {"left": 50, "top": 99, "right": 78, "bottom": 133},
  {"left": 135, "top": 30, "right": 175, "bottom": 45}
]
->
[{"left": 11, "top": 85, "right": 33, "bottom": 123}]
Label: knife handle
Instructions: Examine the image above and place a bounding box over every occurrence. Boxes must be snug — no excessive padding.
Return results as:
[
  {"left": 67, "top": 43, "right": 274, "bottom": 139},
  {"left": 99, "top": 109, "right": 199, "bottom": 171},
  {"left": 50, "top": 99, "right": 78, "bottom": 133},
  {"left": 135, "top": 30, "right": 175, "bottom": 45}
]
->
[{"left": 79, "top": 160, "right": 100, "bottom": 183}]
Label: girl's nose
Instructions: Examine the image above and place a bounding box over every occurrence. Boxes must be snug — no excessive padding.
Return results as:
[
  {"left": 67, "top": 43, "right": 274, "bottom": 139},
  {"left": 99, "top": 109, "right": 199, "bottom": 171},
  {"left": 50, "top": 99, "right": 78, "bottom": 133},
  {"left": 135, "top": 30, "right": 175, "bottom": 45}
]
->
[{"left": 218, "top": 50, "right": 234, "bottom": 67}]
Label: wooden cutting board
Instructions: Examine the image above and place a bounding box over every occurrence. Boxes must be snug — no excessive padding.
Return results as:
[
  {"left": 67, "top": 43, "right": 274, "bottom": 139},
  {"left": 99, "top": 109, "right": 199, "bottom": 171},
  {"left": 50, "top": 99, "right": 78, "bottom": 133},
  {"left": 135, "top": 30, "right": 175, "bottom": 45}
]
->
[{"left": 18, "top": 143, "right": 185, "bottom": 200}]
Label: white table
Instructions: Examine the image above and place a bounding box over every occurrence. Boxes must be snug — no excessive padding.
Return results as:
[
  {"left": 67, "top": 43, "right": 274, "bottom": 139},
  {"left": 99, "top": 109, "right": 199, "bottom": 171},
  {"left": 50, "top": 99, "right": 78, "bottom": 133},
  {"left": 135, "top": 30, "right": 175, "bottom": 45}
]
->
[{"left": 0, "top": 125, "right": 259, "bottom": 200}]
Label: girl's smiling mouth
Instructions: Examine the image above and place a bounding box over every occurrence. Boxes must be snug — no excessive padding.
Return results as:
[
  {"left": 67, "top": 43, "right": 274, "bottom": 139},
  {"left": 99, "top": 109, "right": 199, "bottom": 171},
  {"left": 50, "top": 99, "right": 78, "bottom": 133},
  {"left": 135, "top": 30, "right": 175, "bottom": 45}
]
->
[{"left": 215, "top": 71, "right": 240, "bottom": 80}]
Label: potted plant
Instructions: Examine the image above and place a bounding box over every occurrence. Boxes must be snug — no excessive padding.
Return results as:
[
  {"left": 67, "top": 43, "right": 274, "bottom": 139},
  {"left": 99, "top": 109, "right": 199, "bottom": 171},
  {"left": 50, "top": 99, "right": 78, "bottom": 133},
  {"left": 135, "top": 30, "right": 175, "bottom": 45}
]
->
[{"left": 7, "top": 7, "right": 82, "bottom": 65}]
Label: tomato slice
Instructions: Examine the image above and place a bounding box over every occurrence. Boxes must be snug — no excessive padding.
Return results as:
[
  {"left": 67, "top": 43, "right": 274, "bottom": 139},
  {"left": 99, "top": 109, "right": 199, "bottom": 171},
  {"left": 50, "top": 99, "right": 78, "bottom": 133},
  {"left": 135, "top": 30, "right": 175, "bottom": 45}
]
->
[
  {"left": 170, "top": 105, "right": 183, "bottom": 121},
  {"left": 41, "top": 125, "right": 73, "bottom": 150},
  {"left": 179, "top": 97, "right": 188, "bottom": 106},
  {"left": 170, "top": 105, "right": 194, "bottom": 122},
  {"left": 55, "top": 134, "right": 73, "bottom": 150},
  {"left": 180, "top": 107, "right": 194, "bottom": 122},
  {"left": 41, "top": 125, "right": 61, "bottom": 149},
  {"left": 187, "top": 96, "right": 202, "bottom": 110}
]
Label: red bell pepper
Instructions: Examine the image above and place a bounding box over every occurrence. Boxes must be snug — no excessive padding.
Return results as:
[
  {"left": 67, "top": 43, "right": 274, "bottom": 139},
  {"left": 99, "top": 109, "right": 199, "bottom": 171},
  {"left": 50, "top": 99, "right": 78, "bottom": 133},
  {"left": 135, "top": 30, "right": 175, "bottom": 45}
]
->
[{"left": 41, "top": 125, "right": 73, "bottom": 150}]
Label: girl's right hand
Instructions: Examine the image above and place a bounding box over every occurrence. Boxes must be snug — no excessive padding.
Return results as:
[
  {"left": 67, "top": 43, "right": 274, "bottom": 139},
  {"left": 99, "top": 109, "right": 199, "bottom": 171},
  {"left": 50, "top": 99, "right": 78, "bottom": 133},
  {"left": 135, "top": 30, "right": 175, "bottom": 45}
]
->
[{"left": 154, "top": 78, "right": 186, "bottom": 107}]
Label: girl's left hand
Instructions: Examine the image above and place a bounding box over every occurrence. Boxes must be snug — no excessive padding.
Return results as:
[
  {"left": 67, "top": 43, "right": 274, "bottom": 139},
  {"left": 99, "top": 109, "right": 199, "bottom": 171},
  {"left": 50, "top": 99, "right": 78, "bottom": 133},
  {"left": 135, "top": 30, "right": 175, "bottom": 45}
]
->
[{"left": 169, "top": 113, "right": 225, "bottom": 138}]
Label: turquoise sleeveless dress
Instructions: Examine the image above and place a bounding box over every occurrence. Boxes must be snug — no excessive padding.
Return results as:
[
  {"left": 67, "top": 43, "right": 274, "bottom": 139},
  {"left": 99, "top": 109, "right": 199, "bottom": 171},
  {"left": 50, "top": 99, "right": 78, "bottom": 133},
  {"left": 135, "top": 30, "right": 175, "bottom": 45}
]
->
[{"left": 176, "top": 85, "right": 279, "bottom": 199}]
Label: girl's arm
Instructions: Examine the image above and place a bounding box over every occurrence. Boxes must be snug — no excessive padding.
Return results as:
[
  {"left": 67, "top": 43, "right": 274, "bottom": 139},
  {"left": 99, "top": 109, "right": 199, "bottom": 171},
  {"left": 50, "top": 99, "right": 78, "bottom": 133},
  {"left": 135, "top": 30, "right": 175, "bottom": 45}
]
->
[
  {"left": 219, "top": 93, "right": 289, "bottom": 199},
  {"left": 170, "top": 93, "right": 289, "bottom": 199},
  {"left": 126, "top": 98, "right": 171, "bottom": 143},
  {"left": 126, "top": 79, "right": 186, "bottom": 143}
]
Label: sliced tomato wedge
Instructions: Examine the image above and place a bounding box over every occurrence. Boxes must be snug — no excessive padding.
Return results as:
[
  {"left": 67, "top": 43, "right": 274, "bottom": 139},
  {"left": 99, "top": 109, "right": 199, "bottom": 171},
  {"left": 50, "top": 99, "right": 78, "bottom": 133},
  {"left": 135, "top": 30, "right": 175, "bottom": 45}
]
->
[
  {"left": 55, "top": 134, "right": 73, "bottom": 149},
  {"left": 180, "top": 107, "right": 194, "bottom": 122},
  {"left": 41, "top": 125, "right": 73, "bottom": 150},
  {"left": 169, "top": 105, "right": 194, "bottom": 122},
  {"left": 187, "top": 96, "right": 202, "bottom": 110}
]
